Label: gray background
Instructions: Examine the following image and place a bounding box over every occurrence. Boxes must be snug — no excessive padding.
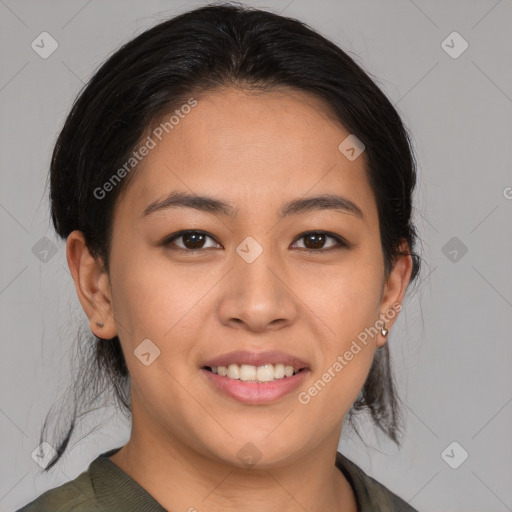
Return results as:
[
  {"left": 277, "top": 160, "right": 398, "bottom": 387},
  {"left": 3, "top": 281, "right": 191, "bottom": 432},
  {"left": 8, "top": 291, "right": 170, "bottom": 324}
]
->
[{"left": 1, "top": 1, "right": 511, "bottom": 511}]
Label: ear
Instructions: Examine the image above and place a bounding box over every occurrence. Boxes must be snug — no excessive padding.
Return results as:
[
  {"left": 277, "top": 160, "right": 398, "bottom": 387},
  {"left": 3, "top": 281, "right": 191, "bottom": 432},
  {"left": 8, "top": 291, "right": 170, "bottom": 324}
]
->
[
  {"left": 376, "top": 240, "right": 413, "bottom": 348},
  {"left": 66, "top": 230, "right": 117, "bottom": 339}
]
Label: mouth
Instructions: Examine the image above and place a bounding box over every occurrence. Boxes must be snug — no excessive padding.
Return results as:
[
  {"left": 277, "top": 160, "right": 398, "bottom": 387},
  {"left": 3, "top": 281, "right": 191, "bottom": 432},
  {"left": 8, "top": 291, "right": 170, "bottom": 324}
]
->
[
  {"left": 201, "top": 349, "right": 310, "bottom": 383},
  {"left": 200, "top": 350, "right": 310, "bottom": 404},
  {"left": 202, "top": 363, "right": 306, "bottom": 383},
  {"left": 200, "top": 366, "right": 309, "bottom": 405}
]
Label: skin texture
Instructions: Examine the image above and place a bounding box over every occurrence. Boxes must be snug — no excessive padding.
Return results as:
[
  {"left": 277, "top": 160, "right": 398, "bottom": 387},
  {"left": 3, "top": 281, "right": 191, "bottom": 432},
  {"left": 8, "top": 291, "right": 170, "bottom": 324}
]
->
[{"left": 66, "top": 87, "right": 412, "bottom": 512}]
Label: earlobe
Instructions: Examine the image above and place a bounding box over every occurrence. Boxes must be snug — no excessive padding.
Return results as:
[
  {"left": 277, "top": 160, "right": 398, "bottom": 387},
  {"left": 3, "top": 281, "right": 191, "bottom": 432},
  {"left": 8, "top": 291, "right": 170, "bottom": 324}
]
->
[
  {"left": 377, "top": 241, "right": 413, "bottom": 347},
  {"left": 66, "top": 230, "right": 117, "bottom": 339}
]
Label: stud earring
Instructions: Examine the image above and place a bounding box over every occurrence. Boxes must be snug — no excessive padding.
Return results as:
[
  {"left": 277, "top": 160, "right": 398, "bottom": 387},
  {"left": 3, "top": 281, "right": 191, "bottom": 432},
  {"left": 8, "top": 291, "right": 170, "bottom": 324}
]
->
[
  {"left": 95, "top": 321, "right": 104, "bottom": 327},
  {"left": 381, "top": 324, "right": 388, "bottom": 337}
]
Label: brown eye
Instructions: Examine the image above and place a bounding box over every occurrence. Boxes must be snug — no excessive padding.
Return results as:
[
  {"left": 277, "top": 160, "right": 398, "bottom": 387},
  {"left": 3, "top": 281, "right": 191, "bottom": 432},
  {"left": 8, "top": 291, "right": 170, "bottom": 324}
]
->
[
  {"left": 303, "top": 232, "right": 327, "bottom": 249},
  {"left": 163, "top": 230, "right": 348, "bottom": 253},
  {"left": 292, "top": 231, "right": 349, "bottom": 251},
  {"left": 164, "top": 230, "right": 220, "bottom": 251}
]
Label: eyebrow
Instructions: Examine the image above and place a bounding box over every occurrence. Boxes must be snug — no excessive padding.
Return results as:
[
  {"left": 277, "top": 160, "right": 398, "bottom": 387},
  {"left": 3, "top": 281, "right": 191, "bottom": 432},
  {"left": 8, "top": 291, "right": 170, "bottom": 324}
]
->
[{"left": 142, "top": 191, "right": 364, "bottom": 220}]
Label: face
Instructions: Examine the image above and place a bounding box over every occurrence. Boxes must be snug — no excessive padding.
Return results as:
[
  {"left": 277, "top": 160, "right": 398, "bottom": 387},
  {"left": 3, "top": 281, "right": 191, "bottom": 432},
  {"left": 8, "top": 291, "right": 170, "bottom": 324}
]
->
[{"left": 74, "top": 86, "right": 411, "bottom": 468}]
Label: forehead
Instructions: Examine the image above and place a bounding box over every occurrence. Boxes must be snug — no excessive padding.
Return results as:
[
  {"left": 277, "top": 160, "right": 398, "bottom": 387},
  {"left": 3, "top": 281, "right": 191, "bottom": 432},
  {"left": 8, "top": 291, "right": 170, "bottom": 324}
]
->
[{"left": 115, "top": 86, "right": 377, "bottom": 224}]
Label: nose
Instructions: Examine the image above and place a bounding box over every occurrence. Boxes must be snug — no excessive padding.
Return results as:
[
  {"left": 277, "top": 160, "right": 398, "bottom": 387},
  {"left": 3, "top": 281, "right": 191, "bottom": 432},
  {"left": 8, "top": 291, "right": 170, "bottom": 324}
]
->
[{"left": 217, "top": 240, "right": 298, "bottom": 333}]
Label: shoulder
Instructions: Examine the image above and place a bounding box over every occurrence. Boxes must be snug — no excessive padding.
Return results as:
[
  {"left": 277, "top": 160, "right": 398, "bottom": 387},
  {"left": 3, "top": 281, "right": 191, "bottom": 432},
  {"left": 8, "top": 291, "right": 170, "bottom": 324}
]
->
[
  {"left": 14, "top": 469, "right": 98, "bottom": 512},
  {"left": 15, "top": 446, "right": 166, "bottom": 512},
  {"left": 336, "top": 451, "right": 419, "bottom": 512}
]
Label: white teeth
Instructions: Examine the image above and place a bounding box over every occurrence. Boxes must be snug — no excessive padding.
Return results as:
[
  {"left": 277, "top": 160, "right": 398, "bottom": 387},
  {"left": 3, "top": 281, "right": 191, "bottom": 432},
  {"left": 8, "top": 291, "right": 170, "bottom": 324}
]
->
[
  {"left": 284, "top": 365, "right": 294, "bottom": 377},
  {"left": 227, "top": 364, "right": 240, "bottom": 379},
  {"left": 274, "top": 363, "right": 285, "bottom": 379},
  {"left": 208, "top": 363, "right": 301, "bottom": 382},
  {"left": 256, "top": 364, "right": 274, "bottom": 382},
  {"left": 239, "top": 364, "right": 256, "bottom": 381}
]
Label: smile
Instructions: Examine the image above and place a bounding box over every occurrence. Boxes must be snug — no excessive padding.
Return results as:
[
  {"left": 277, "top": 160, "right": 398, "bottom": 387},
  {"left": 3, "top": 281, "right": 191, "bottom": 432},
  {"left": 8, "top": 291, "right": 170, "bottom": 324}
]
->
[{"left": 204, "top": 363, "right": 302, "bottom": 382}]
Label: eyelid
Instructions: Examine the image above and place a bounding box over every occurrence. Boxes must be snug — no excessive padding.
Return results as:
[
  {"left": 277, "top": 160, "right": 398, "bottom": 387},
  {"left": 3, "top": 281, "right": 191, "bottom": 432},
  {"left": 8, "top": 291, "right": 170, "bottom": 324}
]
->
[
  {"left": 162, "top": 229, "right": 350, "bottom": 251},
  {"left": 291, "top": 231, "right": 350, "bottom": 251},
  {"left": 162, "top": 230, "right": 222, "bottom": 250}
]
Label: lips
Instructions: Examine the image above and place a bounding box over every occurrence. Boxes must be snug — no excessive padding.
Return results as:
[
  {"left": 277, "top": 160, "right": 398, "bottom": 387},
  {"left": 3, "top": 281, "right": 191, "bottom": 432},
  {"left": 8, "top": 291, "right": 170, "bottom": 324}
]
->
[
  {"left": 201, "top": 350, "right": 310, "bottom": 371},
  {"left": 201, "top": 367, "right": 309, "bottom": 404}
]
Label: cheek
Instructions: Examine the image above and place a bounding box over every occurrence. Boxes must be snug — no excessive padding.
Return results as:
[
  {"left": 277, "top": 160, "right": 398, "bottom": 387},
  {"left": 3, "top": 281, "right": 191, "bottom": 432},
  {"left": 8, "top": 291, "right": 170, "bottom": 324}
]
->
[
  {"left": 108, "top": 246, "right": 216, "bottom": 372},
  {"left": 108, "top": 258, "right": 206, "bottom": 409},
  {"left": 110, "top": 259, "right": 186, "bottom": 340},
  {"left": 293, "top": 252, "right": 383, "bottom": 335},
  {"left": 294, "top": 256, "right": 382, "bottom": 402}
]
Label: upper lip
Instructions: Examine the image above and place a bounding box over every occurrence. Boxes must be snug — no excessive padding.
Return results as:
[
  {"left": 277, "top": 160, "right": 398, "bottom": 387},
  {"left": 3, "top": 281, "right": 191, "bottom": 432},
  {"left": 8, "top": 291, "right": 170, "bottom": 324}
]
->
[{"left": 202, "top": 350, "right": 309, "bottom": 370}]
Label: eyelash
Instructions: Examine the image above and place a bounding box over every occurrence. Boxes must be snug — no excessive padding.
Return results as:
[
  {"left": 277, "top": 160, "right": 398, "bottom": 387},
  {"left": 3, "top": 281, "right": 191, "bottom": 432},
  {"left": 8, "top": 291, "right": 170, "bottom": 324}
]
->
[{"left": 162, "top": 230, "right": 349, "bottom": 253}]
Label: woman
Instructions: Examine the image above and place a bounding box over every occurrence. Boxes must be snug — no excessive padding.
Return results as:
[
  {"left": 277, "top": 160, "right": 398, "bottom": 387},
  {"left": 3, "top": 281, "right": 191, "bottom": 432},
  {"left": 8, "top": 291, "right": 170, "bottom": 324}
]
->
[{"left": 17, "top": 3, "right": 421, "bottom": 511}]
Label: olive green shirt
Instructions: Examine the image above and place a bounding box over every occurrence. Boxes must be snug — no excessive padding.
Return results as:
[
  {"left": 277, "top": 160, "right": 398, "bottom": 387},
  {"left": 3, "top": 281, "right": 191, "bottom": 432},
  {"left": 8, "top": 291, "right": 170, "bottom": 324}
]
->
[{"left": 16, "top": 447, "right": 418, "bottom": 511}]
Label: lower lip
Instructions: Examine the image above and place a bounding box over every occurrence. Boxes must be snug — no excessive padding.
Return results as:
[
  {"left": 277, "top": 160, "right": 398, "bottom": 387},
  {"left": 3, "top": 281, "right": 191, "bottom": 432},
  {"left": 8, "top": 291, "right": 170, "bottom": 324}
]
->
[{"left": 200, "top": 368, "right": 309, "bottom": 404}]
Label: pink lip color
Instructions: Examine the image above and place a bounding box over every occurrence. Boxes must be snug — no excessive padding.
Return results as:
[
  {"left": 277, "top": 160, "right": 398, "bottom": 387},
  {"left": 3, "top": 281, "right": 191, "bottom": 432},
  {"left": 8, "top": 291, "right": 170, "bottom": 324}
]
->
[
  {"left": 200, "top": 368, "right": 309, "bottom": 405},
  {"left": 202, "top": 350, "right": 309, "bottom": 371}
]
